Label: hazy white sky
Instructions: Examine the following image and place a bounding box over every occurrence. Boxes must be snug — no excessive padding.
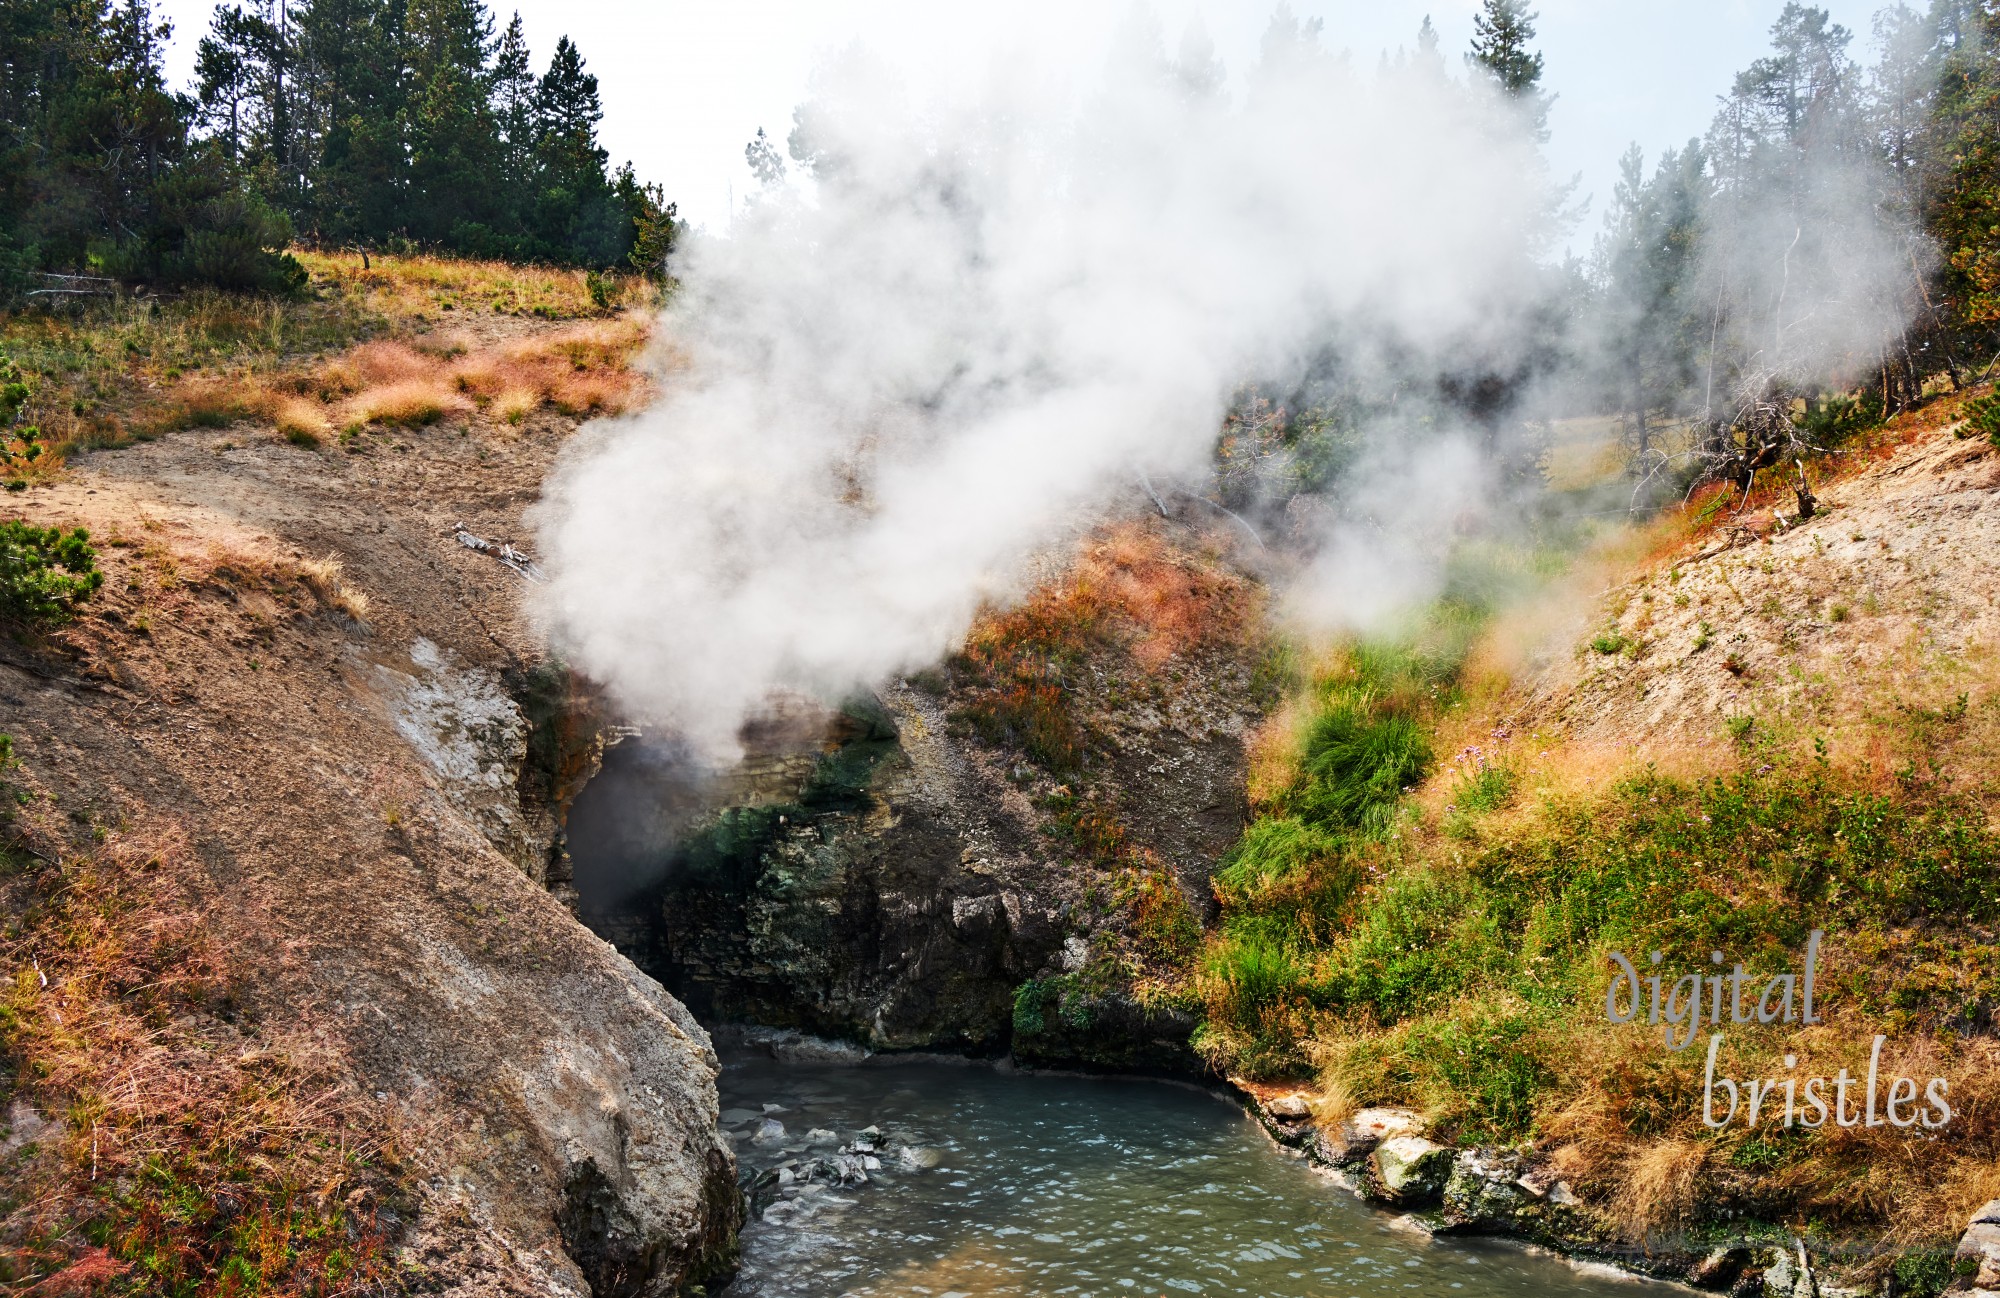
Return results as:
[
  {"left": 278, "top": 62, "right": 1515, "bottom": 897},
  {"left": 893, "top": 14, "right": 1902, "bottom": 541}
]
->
[{"left": 149, "top": 0, "right": 1884, "bottom": 246}]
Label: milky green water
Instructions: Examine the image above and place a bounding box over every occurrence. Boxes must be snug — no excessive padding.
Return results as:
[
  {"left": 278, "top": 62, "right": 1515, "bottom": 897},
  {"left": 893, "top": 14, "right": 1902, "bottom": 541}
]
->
[{"left": 717, "top": 1051, "right": 1651, "bottom": 1298}]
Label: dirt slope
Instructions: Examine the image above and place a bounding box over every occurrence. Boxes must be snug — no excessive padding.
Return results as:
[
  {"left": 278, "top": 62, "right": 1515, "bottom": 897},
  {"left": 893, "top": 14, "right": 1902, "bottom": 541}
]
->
[
  {"left": 1, "top": 314, "right": 740, "bottom": 1293},
  {"left": 1510, "top": 412, "right": 2000, "bottom": 782}
]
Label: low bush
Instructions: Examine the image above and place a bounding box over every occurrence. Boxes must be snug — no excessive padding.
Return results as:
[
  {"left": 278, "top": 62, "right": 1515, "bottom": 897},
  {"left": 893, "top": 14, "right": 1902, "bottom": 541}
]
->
[
  {"left": 0, "top": 521, "right": 102, "bottom": 622},
  {"left": 1962, "top": 392, "right": 2000, "bottom": 445}
]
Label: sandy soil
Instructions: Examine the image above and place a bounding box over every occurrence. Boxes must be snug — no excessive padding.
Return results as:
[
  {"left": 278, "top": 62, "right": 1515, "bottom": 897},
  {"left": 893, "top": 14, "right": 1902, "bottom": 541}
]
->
[{"left": 1512, "top": 415, "right": 2000, "bottom": 785}]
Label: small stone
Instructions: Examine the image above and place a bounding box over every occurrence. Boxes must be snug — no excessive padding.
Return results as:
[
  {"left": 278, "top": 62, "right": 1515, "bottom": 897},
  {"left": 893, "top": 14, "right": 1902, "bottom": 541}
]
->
[
  {"left": 1684, "top": 1245, "right": 1751, "bottom": 1291},
  {"left": 752, "top": 1118, "right": 786, "bottom": 1144},
  {"left": 805, "top": 1127, "right": 838, "bottom": 1145},
  {"left": 1316, "top": 1107, "right": 1421, "bottom": 1164},
  {"left": 863, "top": 1155, "right": 882, "bottom": 1170},
  {"left": 1265, "top": 1094, "right": 1312, "bottom": 1121},
  {"left": 898, "top": 1146, "right": 943, "bottom": 1169}
]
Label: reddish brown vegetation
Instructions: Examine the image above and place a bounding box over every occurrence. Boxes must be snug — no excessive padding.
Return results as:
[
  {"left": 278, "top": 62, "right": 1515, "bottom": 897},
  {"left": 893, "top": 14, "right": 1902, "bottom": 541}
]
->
[{"left": 0, "top": 829, "right": 410, "bottom": 1294}]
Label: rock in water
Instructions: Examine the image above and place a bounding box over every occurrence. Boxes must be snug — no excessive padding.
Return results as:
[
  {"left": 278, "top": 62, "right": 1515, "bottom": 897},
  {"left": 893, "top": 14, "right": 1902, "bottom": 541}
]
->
[
  {"left": 1313, "top": 1106, "right": 1422, "bottom": 1164},
  {"left": 1370, "top": 1135, "right": 1453, "bottom": 1204}
]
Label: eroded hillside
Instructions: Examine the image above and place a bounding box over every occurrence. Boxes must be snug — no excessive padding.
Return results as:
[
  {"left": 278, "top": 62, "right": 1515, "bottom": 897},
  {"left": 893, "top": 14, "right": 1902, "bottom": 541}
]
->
[{"left": 0, "top": 265, "right": 738, "bottom": 1295}]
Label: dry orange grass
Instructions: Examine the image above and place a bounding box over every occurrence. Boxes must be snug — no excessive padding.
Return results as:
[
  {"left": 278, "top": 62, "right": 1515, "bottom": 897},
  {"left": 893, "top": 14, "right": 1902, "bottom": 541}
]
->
[
  {"left": 1611, "top": 1138, "right": 1706, "bottom": 1240},
  {"left": 345, "top": 378, "right": 473, "bottom": 429},
  {"left": 492, "top": 387, "right": 538, "bottom": 425},
  {"left": 1072, "top": 521, "right": 1258, "bottom": 669},
  {"left": 306, "top": 318, "right": 648, "bottom": 435},
  {"left": 1245, "top": 696, "right": 1314, "bottom": 811},
  {"left": 0, "top": 828, "right": 409, "bottom": 1292},
  {"left": 269, "top": 395, "right": 332, "bottom": 445}
]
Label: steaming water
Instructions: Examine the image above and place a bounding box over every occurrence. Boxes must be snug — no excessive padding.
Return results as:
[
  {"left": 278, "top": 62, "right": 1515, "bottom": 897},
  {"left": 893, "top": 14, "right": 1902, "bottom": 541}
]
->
[{"left": 717, "top": 1049, "right": 1648, "bottom": 1298}]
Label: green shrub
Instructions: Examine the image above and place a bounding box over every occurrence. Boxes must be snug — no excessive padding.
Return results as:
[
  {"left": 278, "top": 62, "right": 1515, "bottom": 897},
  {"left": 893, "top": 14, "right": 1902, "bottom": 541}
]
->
[
  {"left": 1793, "top": 388, "right": 1883, "bottom": 444},
  {"left": 1371, "top": 1007, "right": 1557, "bottom": 1139},
  {"left": 0, "top": 522, "right": 103, "bottom": 622},
  {"left": 1328, "top": 868, "right": 1504, "bottom": 1019},
  {"left": 1963, "top": 393, "right": 2000, "bottom": 445},
  {"left": 1591, "top": 630, "right": 1630, "bottom": 655}
]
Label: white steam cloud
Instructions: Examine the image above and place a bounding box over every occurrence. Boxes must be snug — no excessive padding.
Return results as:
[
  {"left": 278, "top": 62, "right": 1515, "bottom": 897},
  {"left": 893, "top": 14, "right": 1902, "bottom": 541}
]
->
[{"left": 528, "top": 18, "right": 1843, "bottom": 757}]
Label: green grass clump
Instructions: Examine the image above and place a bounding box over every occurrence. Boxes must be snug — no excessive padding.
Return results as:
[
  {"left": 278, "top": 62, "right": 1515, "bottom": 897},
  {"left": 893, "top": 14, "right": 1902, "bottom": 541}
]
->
[
  {"left": 0, "top": 520, "right": 102, "bottom": 622},
  {"left": 1292, "top": 703, "right": 1431, "bottom": 832}
]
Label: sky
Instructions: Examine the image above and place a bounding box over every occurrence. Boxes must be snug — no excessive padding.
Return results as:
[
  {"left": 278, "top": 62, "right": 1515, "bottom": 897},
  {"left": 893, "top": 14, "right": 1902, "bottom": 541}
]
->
[{"left": 147, "top": 0, "right": 1887, "bottom": 249}]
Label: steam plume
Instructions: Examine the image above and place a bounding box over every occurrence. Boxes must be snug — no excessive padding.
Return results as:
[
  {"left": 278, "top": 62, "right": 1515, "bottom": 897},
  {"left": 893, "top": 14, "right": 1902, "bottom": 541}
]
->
[{"left": 529, "top": 15, "right": 1898, "bottom": 759}]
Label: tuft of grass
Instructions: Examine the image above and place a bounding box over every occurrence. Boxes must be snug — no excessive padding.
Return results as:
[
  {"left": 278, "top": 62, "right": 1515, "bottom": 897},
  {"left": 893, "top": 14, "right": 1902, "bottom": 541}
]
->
[
  {"left": 347, "top": 379, "right": 471, "bottom": 429},
  {"left": 1290, "top": 701, "right": 1430, "bottom": 833},
  {"left": 296, "top": 553, "right": 370, "bottom": 622},
  {"left": 271, "top": 396, "right": 331, "bottom": 447},
  {"left": 493, "top": 388, "right": 537, "bottom": 425}
]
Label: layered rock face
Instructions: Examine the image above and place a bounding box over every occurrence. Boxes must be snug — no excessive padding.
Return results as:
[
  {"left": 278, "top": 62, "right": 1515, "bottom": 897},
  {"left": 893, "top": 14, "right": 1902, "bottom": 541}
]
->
[
  {"left": 576, "top": 689, "right": 1069, "bottom": 1053},
  {"left": 568, "top": 514, "right": 1267, "bottom": 1067}
]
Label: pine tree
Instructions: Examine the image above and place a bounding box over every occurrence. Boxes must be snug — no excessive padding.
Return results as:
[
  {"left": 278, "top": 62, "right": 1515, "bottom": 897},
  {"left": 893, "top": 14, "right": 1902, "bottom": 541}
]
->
[
  {"left": 1468, "top": 0, "right": 1551, "bottom": 139},
  {"left": 533, "top": 36, "right": 623, "bottom": 264},
  {"left": 403, "top": 0, "right": 501, "bottom": 245},
  {"left": 194, "top": 1, "right": 301, "bottom": 206},
  {"left": 195, "top": 6, "right": 269, "bottom": 163},
  {"left": 1924, "top": 0, "right": 2000, "bottom": 339},
  {"left": 744, "top": 127, "right": 785, "bottom": 188},
  {"left": 293, "top": 0, "right": 409, "bottom": 244},
  {"left": 1596, "top": 141, "right": 1711, "bottom": 464}
]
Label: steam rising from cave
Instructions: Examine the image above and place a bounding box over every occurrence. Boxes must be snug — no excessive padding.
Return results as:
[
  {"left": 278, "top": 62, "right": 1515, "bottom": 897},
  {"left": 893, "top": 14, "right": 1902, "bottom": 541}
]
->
[{"left": 531, "top": 14, "right": 1912, "bottom": 760}]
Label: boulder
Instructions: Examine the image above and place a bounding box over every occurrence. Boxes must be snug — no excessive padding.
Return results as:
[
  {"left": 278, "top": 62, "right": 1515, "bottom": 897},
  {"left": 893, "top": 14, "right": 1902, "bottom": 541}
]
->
[
  {"left": 1314, "top": 1107, "right": 1422, "bottom": 1165},
  {"left": 1959, "top": 1219, "right": 2000, "bottom": 1289},
  {"left": 1370, "top": 1135, "right": 1453, "bottom": 1203},
  {"left": 1439, "top": 1149, "right": 1531, "bottom": 1231}
]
